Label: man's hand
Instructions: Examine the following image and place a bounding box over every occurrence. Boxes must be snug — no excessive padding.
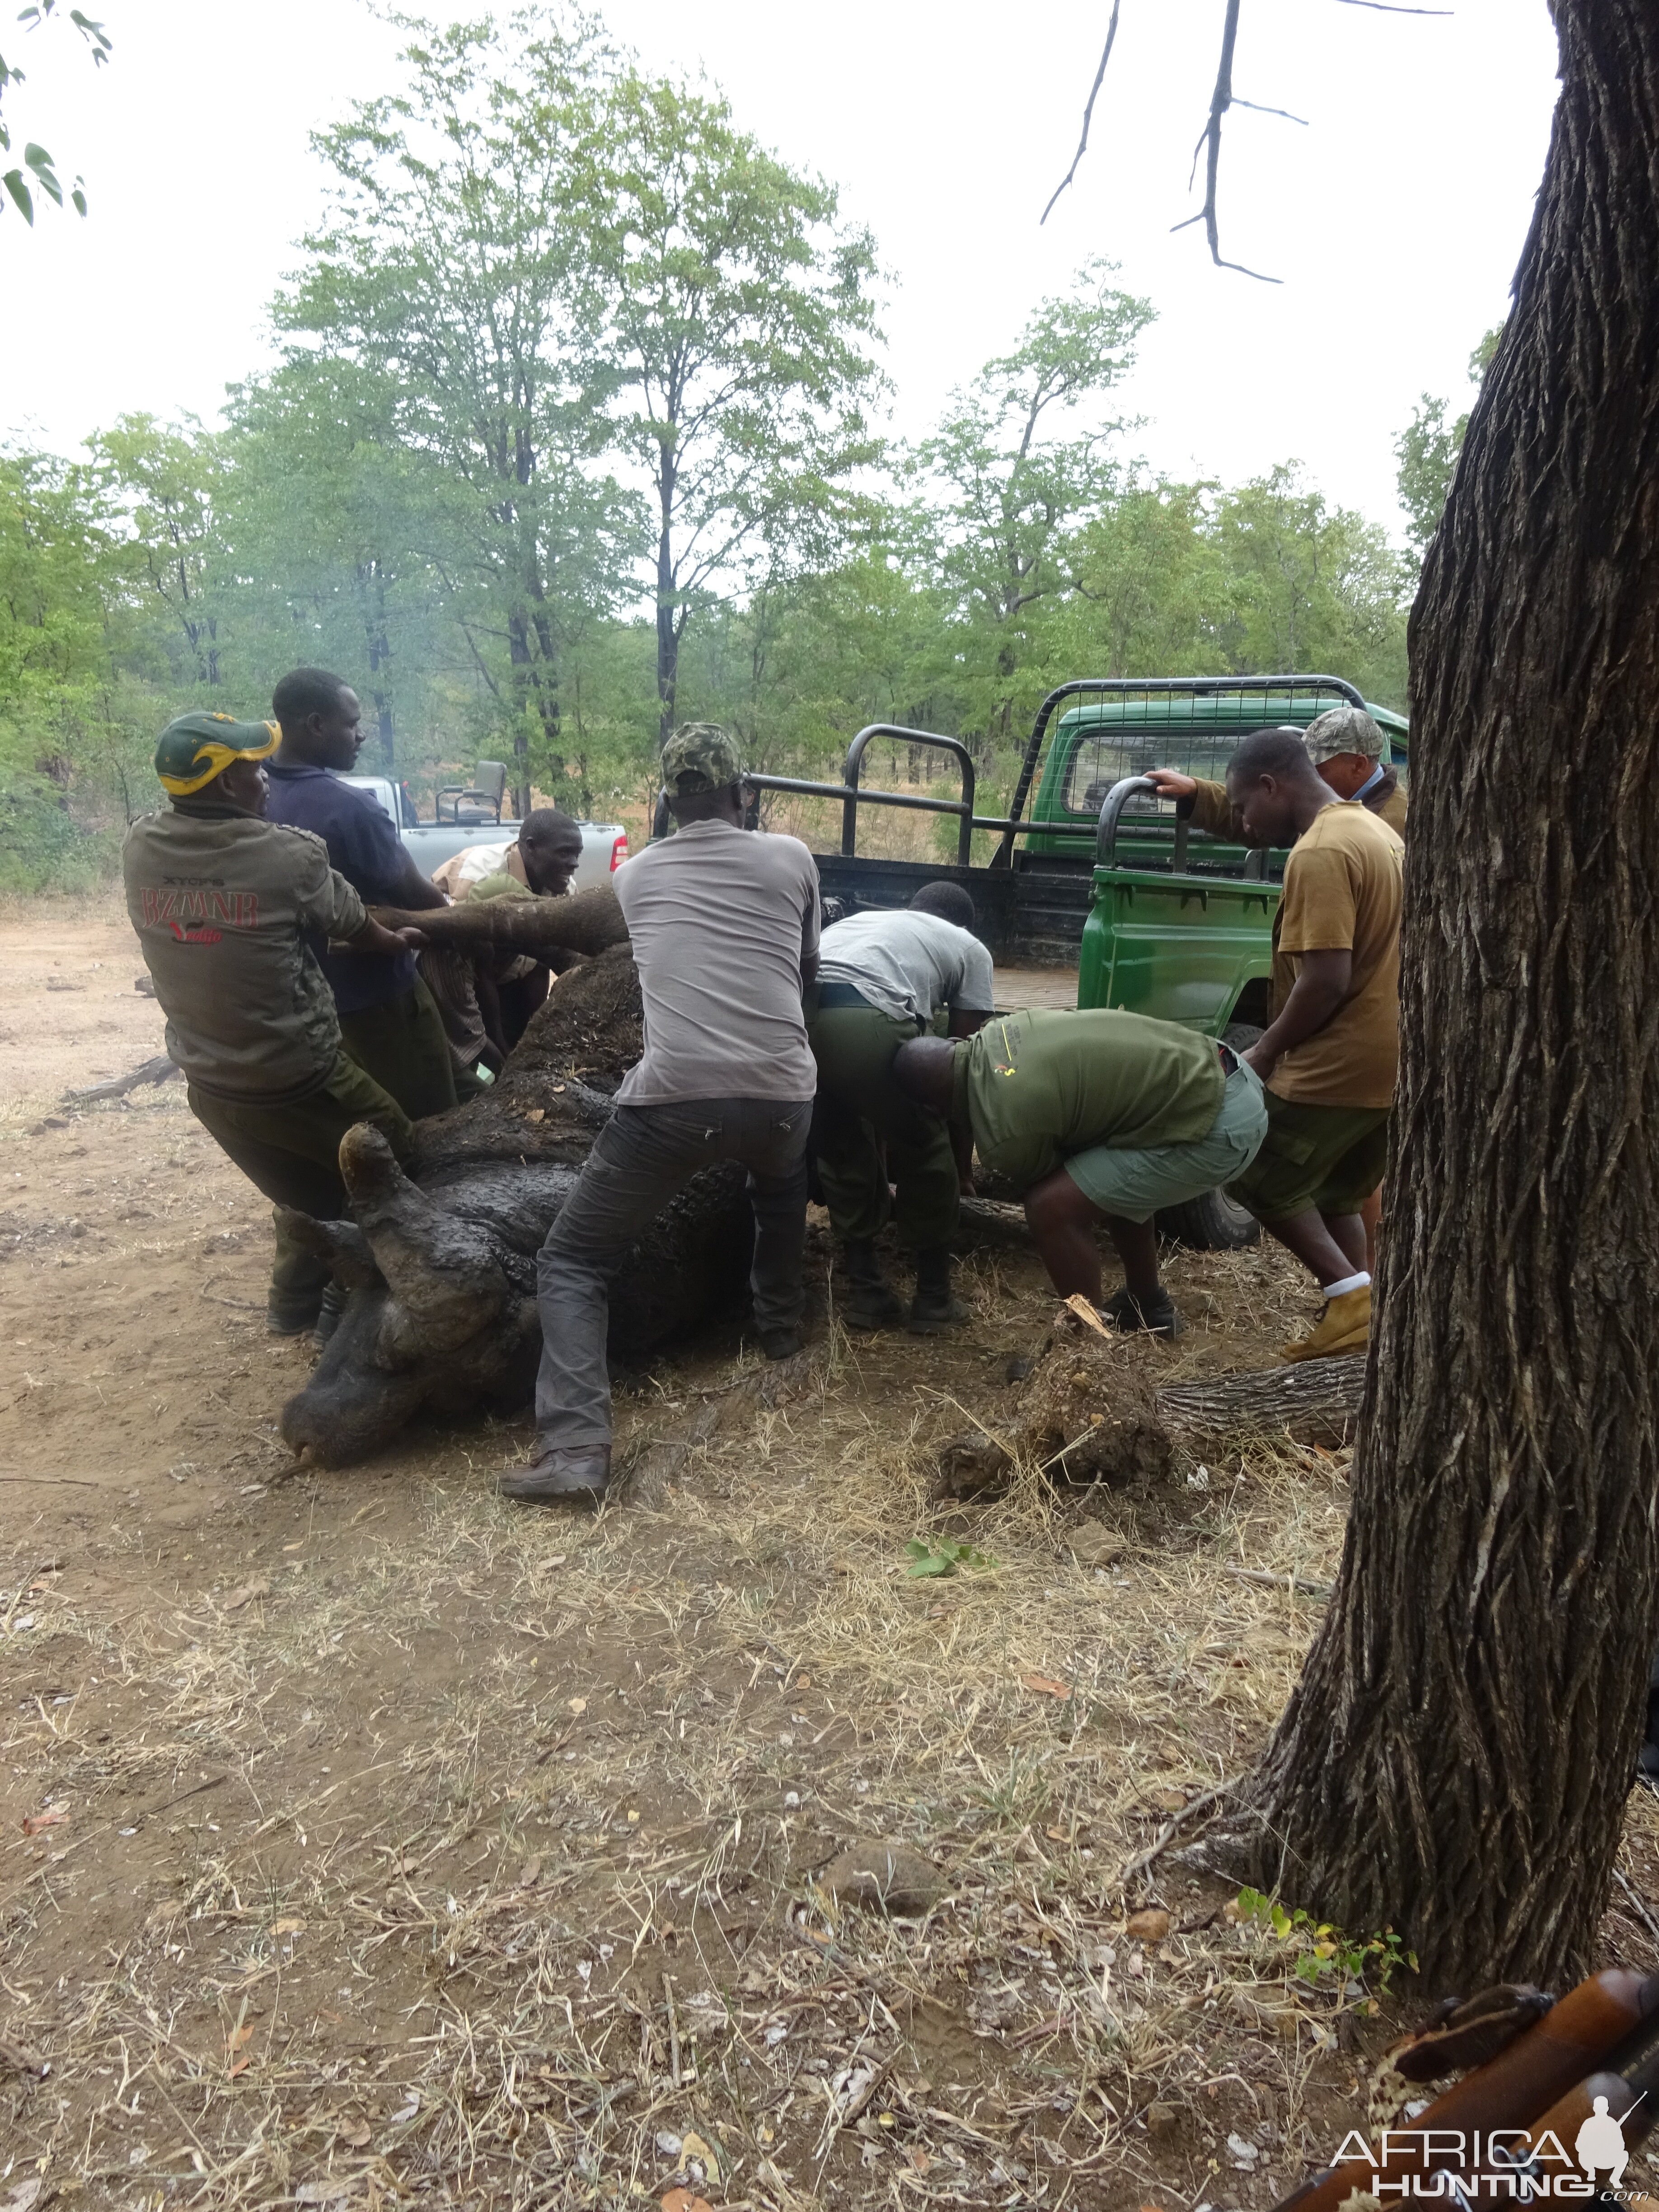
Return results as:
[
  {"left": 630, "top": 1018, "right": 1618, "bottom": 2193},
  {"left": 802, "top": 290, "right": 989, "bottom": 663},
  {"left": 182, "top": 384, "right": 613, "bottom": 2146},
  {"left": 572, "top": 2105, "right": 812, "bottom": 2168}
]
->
[
  {"left": 348, "top": 916, "right": 425, "bottom": 959},
  {"left": 1242, "top": 1039, "right": 1278, "bottom": 1081},
  {"left": 1145, "top": 767, "right": 1198, "bottom": 799}
]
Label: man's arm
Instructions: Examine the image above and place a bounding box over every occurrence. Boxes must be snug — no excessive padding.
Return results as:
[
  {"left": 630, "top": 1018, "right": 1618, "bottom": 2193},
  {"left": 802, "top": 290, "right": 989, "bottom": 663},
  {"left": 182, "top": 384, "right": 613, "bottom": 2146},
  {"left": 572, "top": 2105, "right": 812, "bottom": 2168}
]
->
[
  {"left": 346, "top": 914, "right": 427, "bottom": 958},
  {"left": 1145, "top": 768, "right": 1237, "bottom": 839},
  {"left": 1244, "top": 949, "right": 1352, "bottom": 1081}
]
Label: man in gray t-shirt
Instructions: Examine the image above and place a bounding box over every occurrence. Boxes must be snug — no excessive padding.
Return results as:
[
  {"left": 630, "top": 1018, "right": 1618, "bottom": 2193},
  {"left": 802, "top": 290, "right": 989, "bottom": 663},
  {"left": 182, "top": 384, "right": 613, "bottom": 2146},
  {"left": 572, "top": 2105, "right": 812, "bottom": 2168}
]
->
[
  {"left": 809, "top": 884, "right": 995, "bottom": 1333},
  {"left": 504, "top": 724, "right": 821, "bottom": 1506}
]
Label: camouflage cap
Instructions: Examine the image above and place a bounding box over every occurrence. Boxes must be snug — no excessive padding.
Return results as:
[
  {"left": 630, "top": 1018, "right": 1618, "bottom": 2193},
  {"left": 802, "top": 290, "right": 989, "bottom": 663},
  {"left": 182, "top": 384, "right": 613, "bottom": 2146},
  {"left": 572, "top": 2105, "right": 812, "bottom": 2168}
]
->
[
  {"left": 155, "top": 710, "right": 280, "bottom": 797},
  {"left": 661, "top": 722, "right": 743, "bottom": 796},
  {"left": 1304, "top": 705, "right": 1386, "bottom": 765}
]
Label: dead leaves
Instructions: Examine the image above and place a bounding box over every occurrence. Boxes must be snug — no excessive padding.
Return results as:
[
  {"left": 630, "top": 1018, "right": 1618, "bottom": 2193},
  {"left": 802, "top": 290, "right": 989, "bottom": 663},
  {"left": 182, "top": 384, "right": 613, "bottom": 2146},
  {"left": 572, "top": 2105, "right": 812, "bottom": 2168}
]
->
[
  {"left": 220, "top": 1575, "right": 271, "bottom": 1612},
  {"left": 1021, "top": 1672, "right": 1072, "bottom": 1699},
  {"left": 1126, "top": 1908, "right": 1172, "bottom": 1943}
]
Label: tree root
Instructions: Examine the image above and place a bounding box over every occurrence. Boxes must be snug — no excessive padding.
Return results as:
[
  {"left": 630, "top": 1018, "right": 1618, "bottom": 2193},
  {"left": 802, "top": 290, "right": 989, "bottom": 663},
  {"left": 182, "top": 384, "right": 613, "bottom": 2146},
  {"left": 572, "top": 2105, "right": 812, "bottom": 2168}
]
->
[
  {"left": 933, "top": 1305, "right": 1367, "bottom": 1498},
  {"left": 64, "top": 1053, "right": 179, "bottom": 1104}
]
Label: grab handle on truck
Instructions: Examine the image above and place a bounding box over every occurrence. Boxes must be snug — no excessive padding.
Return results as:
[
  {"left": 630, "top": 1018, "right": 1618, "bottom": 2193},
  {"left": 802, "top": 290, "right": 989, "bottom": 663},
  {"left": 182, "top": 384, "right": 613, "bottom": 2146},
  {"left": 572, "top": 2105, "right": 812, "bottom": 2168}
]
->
[{"left": 1097, "top": 775, "right": 1187, "bottom": 870}]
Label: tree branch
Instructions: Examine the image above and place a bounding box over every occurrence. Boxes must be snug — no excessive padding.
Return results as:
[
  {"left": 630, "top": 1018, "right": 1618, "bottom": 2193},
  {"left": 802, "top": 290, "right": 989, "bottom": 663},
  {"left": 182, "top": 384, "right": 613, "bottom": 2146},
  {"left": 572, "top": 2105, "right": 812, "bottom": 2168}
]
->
[
  {"left": 1040, "top": 0, "right": 1124, "bottom": 226},
  {"left": 1176, "top": 0, "right": 1282, "bottom": 284}
]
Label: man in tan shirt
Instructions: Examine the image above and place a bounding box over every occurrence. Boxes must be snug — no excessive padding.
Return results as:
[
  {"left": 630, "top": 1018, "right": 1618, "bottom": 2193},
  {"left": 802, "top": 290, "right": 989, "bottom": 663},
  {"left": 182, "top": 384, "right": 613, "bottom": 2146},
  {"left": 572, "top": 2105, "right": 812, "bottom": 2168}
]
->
[
  {"left": 1212, "top": 726, "right": 1404, "bottom": 1361},
  {"left": 1149, "top": 703, "right": 1408, "bottom": 840}
]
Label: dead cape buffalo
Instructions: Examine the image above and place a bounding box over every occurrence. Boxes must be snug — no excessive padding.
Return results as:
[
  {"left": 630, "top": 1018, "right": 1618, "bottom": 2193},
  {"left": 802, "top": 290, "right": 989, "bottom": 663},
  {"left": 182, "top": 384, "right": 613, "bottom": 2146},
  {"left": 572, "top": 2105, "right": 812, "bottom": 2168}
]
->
[{"left": 275, "top": 889, "right": 755, "bottom": 1464}]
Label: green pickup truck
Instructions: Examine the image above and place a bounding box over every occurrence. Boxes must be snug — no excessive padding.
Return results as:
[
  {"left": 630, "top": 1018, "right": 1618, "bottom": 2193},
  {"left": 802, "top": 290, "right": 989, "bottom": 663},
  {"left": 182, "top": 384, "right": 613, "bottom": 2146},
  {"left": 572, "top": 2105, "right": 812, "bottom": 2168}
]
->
[{"left": 721, "top": 672, "right": 1408, "bottom": 1244}]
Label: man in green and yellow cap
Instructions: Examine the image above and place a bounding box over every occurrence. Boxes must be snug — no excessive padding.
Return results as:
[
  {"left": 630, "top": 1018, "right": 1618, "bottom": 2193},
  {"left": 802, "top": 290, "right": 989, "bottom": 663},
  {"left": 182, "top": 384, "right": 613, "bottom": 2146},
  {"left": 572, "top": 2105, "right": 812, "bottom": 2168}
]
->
[{"left": 122, "top": 711, "right": 428, "bottom": 1337}]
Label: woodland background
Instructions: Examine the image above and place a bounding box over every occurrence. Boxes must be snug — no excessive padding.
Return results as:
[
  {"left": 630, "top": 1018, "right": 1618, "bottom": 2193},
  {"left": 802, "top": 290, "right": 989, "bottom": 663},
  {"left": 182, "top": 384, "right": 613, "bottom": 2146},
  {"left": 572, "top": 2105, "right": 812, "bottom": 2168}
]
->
[{"left": 0, "top": 11, "right": 1488, "bottom": 889}]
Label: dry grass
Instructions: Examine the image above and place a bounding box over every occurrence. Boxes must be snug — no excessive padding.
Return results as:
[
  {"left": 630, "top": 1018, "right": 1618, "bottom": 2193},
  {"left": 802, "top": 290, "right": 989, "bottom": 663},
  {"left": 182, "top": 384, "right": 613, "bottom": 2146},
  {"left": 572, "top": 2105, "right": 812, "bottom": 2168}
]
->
[
  {"left": 0, "top": 1237, "right": 1402, "bottom": 2212},
  {"left": 5, "top": 1070, "right": 1659, "bottom": 2208}
]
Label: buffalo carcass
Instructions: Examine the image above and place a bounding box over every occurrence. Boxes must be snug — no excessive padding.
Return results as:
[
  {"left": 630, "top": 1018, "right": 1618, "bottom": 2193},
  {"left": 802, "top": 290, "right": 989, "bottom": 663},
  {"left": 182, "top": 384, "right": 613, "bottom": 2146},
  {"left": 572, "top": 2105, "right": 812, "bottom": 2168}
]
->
[{"left": 276, "top": 889, "right": 755, "bottom": 1464}]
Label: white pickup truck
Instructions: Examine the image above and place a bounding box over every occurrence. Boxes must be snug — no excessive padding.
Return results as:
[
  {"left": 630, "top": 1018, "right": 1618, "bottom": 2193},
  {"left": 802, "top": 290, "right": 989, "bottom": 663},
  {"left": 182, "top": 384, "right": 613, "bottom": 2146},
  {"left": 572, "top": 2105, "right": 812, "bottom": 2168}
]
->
[{"left": 342, "top": 775, "right": 629, "bottom": 892}]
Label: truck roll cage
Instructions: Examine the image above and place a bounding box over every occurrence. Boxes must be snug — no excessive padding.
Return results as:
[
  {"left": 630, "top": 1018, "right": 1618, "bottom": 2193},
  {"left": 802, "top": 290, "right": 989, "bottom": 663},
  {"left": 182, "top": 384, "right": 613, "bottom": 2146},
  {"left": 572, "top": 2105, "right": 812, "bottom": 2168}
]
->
[
  {"left": 652, "top": 724, "right": 1040, "bottom": 866},
  {"left": 993, "top": 671, "right": 1368, "bottom": 867}
]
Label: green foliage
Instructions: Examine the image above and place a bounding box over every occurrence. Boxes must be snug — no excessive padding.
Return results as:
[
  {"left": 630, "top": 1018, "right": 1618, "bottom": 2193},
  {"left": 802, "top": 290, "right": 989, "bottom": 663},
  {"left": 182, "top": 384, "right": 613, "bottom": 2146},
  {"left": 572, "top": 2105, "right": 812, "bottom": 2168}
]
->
[
  {"left": 0, "top": 2, "right": 108, "bottom": 224},
  {"left": 915, "top": 260, "right": 1153, "bottom": 745},
  {"left": 1396, "top": 324, "right": 1505, "bottom": 555},
  {"left": 0, "top": 3, "right": 1420, "bottom": 890},
  {"left": 1234, "top": 1885, "right": 1417, "bottom": 2001},
  {"left": 581, "top": 65, "right": 885, "bottom": 739},
  {"left": 0, "top": 449, "right": 154, "bottom": 890},
  {"left": 903, "top": 1536, "right": 994, "bottom": 1578}
]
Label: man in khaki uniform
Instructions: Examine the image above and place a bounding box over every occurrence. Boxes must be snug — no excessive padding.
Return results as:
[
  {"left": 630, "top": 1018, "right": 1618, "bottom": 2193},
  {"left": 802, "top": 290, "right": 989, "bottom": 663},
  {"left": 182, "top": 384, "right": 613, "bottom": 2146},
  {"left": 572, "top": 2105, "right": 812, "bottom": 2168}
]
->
[
  {"left": 891, "top": 1006, "right": 1267, "bottom": 1337},
  {"left": 1148, "top": 703, "right": 1408, "bottom": 840},
  {"left": 1213, "top": 727, "right": 1404, "bottom": 1361},
  {"left": 123, "top": 711, "right": 425, "bottom": 1336}
]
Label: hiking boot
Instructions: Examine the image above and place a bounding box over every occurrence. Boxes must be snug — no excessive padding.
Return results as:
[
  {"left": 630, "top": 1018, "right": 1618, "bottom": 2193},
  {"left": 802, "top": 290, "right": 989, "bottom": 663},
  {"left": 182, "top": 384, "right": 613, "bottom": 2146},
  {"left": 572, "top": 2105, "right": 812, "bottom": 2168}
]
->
[
  {"left": 758, "top": 1325, "right": 802, "bottom": 1361},
  {"left": 908, "top": 1247, "right": 969, "bottom": 1334},
  {"left": 1100, "top": 1285, "right": 1186, "bottom": 1337},
  {"left": 498, "top": 1446, "right": 611, "bottom": 1503},
  {"left": 840, "top": 1239, "right": 904, "bottom": 1331},
  {"left": 313, "top": 1281, "right": 348, "bottom": 1347},
  {"left": 1281, "top": 1284, "right": 1371, "bottom": 1363}
]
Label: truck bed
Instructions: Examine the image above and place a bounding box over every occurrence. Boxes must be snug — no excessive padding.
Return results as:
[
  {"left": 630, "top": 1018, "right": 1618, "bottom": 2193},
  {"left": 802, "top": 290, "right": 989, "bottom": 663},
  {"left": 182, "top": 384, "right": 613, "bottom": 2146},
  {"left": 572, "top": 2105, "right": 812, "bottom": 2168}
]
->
[{"left": 813, "top": 851, "right": 1096, "bottom": 969}]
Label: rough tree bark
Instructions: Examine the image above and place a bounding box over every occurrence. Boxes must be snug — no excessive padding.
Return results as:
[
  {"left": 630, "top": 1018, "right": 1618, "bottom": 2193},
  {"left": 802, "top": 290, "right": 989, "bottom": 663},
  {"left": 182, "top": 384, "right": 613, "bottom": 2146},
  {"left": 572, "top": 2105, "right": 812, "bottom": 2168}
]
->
[{"left": 1205, "top": 1, "right": 1659, "bottom": 1987}]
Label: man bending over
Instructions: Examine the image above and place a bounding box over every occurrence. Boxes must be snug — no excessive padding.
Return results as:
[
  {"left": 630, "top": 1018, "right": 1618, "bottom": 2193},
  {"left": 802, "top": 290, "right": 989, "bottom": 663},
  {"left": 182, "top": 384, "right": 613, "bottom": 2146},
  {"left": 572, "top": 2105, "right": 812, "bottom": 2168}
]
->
[
  {"left": 892, "top": 1008, "right": 1266, "bottom": 1336},
  {"left": 810, "top": 881, "right": 995, "bottom": 1333}
]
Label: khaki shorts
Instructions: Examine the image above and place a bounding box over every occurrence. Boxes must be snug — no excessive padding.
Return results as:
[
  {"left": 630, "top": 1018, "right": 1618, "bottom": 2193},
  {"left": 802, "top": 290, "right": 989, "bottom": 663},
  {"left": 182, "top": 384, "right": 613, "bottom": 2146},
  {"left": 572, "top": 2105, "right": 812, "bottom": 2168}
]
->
[
  {"left": 1226, "top": 1092, "right": 1390, "bottom": 1219},
  {"left": 1064, "top": 1062, "right": 1268, "bottom": 1223}
]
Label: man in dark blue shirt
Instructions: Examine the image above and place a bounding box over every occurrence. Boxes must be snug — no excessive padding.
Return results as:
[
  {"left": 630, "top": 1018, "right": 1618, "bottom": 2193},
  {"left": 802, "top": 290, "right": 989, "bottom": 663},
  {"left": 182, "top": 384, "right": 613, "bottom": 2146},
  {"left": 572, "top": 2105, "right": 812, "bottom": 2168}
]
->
[{"left": 265, "top": 667, "right": 457, "bottom": 1119}]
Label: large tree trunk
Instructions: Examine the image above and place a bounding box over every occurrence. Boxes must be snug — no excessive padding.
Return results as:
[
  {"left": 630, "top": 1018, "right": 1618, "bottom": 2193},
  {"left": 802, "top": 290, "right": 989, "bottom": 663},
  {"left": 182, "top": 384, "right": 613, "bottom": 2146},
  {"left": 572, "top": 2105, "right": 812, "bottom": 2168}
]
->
[{"left": 1214, "top": 2, "right": 1659, "bottom": 1987}]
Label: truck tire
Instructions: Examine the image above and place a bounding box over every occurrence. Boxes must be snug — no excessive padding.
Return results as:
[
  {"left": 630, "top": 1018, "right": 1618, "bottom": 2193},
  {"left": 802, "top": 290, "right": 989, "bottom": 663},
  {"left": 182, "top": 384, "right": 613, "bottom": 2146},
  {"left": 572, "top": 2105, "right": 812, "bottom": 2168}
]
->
[{"left": 1154, "top": 1023, "right": 1265, "bottom": 1251}]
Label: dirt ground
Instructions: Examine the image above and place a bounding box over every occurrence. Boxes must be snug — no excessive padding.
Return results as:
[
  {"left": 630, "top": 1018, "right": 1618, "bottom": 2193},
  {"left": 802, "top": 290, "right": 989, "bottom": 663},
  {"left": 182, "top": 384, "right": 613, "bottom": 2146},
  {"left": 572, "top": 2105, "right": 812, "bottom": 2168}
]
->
[{"left": 5, "top": 892, "right": 1659, "bottom": 2212}]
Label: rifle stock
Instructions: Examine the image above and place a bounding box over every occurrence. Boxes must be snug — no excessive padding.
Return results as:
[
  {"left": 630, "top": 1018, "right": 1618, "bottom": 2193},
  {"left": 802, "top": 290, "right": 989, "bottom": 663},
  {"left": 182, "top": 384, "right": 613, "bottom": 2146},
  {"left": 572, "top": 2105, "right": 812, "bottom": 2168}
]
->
[
  {"left": 1274, "top": 1971, "right": 1655, "bottom": 2212},
  {"left": 1514, "top": 2000, "right": 1659, "bottom": 2179}
]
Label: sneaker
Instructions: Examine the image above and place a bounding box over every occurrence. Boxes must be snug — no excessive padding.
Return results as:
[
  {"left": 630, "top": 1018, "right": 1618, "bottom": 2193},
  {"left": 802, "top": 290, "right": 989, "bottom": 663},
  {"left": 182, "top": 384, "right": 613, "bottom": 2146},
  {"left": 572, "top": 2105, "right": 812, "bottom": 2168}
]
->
[
  {"left": 1281, "top": 1284, "right": 1371, "bottom": 1363},
  {"left": 498, "top": 1447, "right": 611, "bottom": 1502},
  {"left": 1100, "top": 1286, "right": 1185, "bottom": 1337}
]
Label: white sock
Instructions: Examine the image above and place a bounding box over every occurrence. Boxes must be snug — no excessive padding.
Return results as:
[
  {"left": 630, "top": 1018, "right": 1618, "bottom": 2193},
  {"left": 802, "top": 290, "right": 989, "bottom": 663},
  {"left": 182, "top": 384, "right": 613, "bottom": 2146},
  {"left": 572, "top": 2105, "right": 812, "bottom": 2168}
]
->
[{"left": 1322, "top": 1270, "right": 1371, "bottom": 1300}]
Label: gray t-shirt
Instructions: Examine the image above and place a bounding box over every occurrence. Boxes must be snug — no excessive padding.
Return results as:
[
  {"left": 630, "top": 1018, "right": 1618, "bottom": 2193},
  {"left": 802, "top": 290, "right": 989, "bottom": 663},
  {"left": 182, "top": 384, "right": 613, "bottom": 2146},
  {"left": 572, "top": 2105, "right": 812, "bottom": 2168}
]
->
[
  {"left": 613, "top": 820, "right": 821, "bottom": 1104},
  {"left": 817, "top": 908, "right": 996, "bottom": 1026}
]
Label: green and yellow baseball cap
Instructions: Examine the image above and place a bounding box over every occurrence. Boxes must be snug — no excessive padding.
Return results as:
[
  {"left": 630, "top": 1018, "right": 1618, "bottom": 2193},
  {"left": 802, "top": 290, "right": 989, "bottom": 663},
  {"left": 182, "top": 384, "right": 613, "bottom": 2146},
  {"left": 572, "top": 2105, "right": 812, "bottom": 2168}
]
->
[
  {"left": 155, "top": 711, "right": 280, "bottom": 797},
  {"left": 661, "top": 721, "right": 743, "bottom": 796}
]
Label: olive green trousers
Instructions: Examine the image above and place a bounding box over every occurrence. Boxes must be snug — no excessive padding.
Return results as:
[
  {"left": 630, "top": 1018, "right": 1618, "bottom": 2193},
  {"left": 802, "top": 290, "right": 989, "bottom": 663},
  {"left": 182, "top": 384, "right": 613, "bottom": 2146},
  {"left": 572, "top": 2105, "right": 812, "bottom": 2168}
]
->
[
  {"left": 187, "top": 1054, "right": 415, "bottom": 1326},
  {"left": 807, "top": 1002, "right": 959, "bottom": 1251}
]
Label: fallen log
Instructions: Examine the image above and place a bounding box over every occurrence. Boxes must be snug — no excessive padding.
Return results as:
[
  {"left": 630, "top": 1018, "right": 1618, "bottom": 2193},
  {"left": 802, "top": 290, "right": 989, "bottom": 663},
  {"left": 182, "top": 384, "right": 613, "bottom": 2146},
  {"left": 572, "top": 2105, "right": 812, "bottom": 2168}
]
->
[
  {"left": 933, "top": 1305, "right": 1367, "bottom": 1496},
  {"left": 1157, "top": 1357, "right": 1367, "bottom": 1450},
  {"left": 370, "top": 884, "right": 628, "bottom": 958}
]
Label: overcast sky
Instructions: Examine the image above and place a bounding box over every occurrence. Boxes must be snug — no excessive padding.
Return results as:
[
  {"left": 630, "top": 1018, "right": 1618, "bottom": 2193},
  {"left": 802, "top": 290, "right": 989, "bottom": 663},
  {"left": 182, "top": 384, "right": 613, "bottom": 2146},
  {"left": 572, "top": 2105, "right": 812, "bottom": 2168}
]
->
[{"left": 2, "top": 0, "right": 1560, "bottom": 540}]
